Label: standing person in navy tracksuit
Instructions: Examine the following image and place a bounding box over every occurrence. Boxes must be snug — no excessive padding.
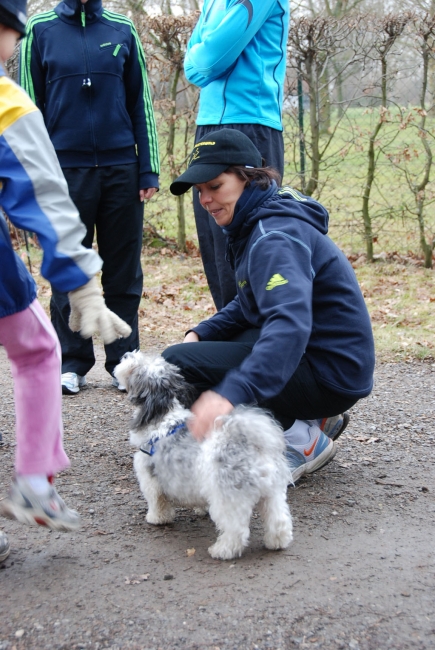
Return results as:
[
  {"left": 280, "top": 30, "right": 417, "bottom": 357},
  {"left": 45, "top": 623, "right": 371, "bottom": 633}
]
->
[
  {"left": 20, "top": 0, "right": 160, "bottom": 395},
  {"left": 184, "top": 0, "right": 289, "bottom": 311}
]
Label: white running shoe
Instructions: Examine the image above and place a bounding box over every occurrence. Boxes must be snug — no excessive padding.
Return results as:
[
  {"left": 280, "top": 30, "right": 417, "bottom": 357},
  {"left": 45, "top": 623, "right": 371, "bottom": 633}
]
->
[
  {"left": 0, "top": 479, "right": 81, "bottom": 532},
  {"left": 285, "top": 421, "right": 337, "bottom": 483},
  {"left": 61, "top": 372, "right": 86, "bottom": 395},
  {"left": 0, "top": 530, "right": 10, "bottom": 563}
]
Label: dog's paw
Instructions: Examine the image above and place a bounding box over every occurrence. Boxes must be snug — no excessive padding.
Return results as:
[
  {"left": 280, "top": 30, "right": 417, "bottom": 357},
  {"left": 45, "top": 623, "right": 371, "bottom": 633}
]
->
[
  {"left": 208, "top": 540, "right": 244, "bottom": 561},
  {"left": 264, "top": 523, "right": 293, "bottom": 550},
  {"left": 146, "top": 510, "right": 175, "bottom": 525}
]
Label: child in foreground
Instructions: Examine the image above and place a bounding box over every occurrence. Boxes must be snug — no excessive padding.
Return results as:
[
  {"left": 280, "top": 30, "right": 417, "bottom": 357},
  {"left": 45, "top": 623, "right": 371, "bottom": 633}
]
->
[{"left": 0, "top": 0, "right": 131, "bottom": 562}]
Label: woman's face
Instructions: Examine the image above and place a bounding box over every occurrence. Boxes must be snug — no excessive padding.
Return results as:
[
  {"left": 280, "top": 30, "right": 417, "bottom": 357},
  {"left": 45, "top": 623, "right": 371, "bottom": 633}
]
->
[
  {"left": 0, "top": 26, "right": 21, "bottom": 64},
  {"left": 195, "top": 173, "right": 246, "bottom": 227}
]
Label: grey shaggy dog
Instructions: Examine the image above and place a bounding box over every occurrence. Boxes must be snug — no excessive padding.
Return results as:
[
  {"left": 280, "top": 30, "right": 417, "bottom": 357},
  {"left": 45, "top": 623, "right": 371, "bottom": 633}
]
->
[{"left": 114, "top": 351, "right": 293, "bottom": 560}]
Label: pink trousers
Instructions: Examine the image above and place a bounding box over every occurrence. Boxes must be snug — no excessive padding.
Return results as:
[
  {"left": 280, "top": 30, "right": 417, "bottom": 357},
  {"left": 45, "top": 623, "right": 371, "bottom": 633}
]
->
[{"left": 0, "top": 299, "right": 69, "bottom": 475}]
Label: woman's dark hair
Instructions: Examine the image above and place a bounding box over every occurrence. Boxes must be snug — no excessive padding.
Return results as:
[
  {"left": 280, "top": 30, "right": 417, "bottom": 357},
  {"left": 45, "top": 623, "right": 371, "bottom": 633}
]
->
[{"left": 227, "top": 165, "right": 282, "bottom": 189}]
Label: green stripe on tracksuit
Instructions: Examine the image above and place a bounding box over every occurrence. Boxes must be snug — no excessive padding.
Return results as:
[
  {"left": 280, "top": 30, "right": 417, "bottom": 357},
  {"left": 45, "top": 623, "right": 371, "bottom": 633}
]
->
[{"left": 102, "top": 9, "right": 160, "bottom": 175}]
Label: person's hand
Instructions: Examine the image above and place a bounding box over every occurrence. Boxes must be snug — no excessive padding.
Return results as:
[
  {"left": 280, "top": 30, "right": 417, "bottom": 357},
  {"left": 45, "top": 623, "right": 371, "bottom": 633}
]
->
[
  {"left": 188, "top": 391, "right": 234, "bottom": 441},
  {"left": 68, "top": 276, "right": 132, "bottom": 344},
  {"left": 183, "top": 331, "right": 200, "bottom": 343},
  {"left": 140, "top": 188, "right": 157, "bottom": 202}
]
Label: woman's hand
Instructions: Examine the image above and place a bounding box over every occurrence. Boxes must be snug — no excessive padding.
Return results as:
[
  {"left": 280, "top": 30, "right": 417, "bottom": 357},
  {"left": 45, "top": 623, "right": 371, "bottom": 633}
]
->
[
  {"left": 188, "top": 391, "right": 234, "bottom": 441},
  {"left": 183, "top": 331, "right": 199, "bottom": 343},
  {"left": 139, "top": 188, "right": 157, "bottom": 202}
]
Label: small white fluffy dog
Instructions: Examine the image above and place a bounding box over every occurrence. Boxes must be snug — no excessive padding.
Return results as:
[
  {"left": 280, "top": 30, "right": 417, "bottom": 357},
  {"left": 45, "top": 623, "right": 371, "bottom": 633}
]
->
[{"left": 114, "top": 351, "right": 293, "bottom": 560}]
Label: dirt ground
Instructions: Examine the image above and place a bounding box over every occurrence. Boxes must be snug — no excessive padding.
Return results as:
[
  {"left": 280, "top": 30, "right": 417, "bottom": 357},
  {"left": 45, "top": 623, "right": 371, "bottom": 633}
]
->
[{"left": 1, "top": 342, "right": 435, "bottom": 650}]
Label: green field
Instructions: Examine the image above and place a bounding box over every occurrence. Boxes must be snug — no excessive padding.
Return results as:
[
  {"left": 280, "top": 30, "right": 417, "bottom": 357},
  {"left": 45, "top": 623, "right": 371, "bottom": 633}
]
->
[
  {"left": 283, "top": 106, "right": 435, "bottom": 257},
  {"left": 150, "top": 108, "right": 435, "bottom": 261}
]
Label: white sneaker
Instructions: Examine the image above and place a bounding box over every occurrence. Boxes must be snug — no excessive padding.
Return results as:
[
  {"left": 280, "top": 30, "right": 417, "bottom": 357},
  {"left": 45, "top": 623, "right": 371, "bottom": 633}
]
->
[
  {"left": 61, "top": 372, "right": 86, "bottom": 395},
  {"left": 285, "top": 421, "right": 337, "bottom": 483}
]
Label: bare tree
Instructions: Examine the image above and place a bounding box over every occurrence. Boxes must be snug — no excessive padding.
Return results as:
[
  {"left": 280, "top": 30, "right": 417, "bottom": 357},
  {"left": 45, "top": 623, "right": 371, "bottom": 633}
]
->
[
  {"left": 361, "top": 13, "right": 411, "bottom": 261},
  {"left": 386, "top": 13, "right": 435, "bottom": 268},
  {"left": 141, "top": 12, "right": 199, "bottom": 250},
  {"left": 287, "top": 14, "right": 367, "bottom": 195}
]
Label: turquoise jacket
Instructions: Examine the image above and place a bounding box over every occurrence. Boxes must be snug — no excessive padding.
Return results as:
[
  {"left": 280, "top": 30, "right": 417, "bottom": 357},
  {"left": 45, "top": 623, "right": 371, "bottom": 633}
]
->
[{"left": 184, "top": 0, "right": 289, "bottom": 130}]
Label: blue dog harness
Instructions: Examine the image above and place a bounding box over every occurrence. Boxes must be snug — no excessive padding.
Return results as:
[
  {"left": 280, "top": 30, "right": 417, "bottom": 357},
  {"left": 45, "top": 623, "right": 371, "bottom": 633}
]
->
[{"left": 140, "top": 422, "right": 187, "bottom": 457}]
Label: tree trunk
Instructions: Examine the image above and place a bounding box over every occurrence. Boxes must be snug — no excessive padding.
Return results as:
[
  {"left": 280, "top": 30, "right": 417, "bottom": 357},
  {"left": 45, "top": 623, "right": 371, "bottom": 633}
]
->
[
  {"left": 414, "top": 40, "right": 433, "bottom": 269},
  {"left": 318, "top": 63, "right": 331, "bottom": 134},
  {"left": 361, "top": 55, "right": 388, "bottom": 262},
  {"left": 305, "top": 56, "right": 320, "bottom": 196},
  {"left": 166, "top": 67, "right": 187, "bottom": 252}
]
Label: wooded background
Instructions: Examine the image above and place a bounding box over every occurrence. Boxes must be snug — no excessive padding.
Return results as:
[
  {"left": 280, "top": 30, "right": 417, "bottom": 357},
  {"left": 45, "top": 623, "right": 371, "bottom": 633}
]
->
[{"left": 9, "top": 0, "right": 435, "bottom": 267}]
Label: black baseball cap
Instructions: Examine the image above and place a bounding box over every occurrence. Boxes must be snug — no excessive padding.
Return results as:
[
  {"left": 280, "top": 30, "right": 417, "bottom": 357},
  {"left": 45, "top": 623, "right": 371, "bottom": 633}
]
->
[
  {"left": 170, "top": 128, "right": 263, "bottom": 196},
  {"left": 0, "top": 0, "right": 27, "bottom": 36}
]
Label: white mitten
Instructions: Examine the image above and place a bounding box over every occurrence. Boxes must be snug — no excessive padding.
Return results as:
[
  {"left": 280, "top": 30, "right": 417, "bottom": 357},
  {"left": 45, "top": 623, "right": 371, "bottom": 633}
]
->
[{"left": 68, "top": 276, "right": 132, "bottom": 344}]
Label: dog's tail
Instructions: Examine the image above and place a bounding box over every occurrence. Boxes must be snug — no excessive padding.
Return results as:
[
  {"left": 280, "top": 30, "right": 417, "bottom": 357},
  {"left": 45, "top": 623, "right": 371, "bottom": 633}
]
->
[
  {"left": 211, "top": 405, "right": 292, "bottom": 492},
  {"left": 220, "top": 405, "right": 286, "bottom": 455}
]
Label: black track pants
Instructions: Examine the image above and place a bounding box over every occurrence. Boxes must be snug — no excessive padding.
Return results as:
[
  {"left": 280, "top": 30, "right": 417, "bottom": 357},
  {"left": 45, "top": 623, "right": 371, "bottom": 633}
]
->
[
  {"left": 162, "top": 330, "right": 359, "bottom": 430},
  {"left": 50, "top": 164, "right": 143, "bottom": 376}
]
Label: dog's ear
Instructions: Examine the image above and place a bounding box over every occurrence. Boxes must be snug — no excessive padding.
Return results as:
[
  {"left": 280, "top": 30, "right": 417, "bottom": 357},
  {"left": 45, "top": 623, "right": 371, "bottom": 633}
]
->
[
  {"left": 161, "top": 364, "right": 196, "bottom": 408},
  {"left": 127, "top": 361, "right": 194, "bottom": 427}
]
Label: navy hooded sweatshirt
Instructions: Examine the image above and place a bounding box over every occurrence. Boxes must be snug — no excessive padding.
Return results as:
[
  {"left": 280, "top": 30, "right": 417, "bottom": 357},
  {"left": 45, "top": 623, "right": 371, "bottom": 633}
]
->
[
  {"left": 192, "top": 183, "right": 375, "bottom": 407},
  {"left": 19, "top": 0, "right": 160, "bottom": 189}
]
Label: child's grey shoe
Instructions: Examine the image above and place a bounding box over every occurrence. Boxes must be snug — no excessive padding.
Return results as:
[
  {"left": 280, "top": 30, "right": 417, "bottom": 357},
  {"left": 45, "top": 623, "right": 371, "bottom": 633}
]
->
[{"left": 0, "top": 480, "right": 80, "bottom": 532}]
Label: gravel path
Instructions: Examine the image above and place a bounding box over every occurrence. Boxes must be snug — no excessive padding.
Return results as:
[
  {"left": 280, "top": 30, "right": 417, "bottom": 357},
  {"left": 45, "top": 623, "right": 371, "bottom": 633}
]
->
[{"left": 1, "top": 345, "right": 434, "bottom": 650}]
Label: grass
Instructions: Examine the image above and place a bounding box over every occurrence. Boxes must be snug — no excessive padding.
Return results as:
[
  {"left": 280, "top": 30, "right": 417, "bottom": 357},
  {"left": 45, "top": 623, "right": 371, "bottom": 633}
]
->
[
  {"left": 281, "top": 106, "right": 435, "bottom": 256},
  {"left": 19, "top": 238, "right": 435, "bottom": 363},
  {"left": 150, "top": 108, "right": 435, "bottom": 260},
  {"left": 353, "top": 258, "right": 435, "bottom": 361}
]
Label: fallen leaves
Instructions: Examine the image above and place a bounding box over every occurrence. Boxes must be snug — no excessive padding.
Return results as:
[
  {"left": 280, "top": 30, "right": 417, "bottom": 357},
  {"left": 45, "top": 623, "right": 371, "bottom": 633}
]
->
[
  {"left": 355, "top": 436, "right": 380, "bottom": 444},
  {"left": 114, "top": 487, "right": 132, "bottom": 495},
  {"left": 125, "top": 574, "right": 150, "bottom": 585},
  {"left": 375, "top": 479, "right": 405, "bottom": 487},
  {"left": 93, "top": 530, "right": 109, "bottom": 536}
]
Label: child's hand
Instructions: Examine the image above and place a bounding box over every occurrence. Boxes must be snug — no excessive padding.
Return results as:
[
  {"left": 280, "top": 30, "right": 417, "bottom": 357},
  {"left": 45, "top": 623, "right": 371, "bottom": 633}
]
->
[{"left": 68, "top": 276, "right": 132, "bottom": 344}]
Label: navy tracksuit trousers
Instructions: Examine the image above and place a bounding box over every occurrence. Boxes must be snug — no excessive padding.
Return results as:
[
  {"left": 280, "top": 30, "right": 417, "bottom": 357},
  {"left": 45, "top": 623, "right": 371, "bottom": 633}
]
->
[
  {"left": 163, "top": 330, "right": 359, "bottom": 431},
  {"left": 50, "top": 163, "right": 143, "bottom": 377},
  {"left": 193, "top": 124, "right": 285, "bottom": 311}
]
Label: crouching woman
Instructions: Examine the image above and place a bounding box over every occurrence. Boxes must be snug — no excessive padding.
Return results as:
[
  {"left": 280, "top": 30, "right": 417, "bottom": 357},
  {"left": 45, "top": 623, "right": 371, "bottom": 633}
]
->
[{"left": 164, "top": 129, "right": 375, "bottom": 481}]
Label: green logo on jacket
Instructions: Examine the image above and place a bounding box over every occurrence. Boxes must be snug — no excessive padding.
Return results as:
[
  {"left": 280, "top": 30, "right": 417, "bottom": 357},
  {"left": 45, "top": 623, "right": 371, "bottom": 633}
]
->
[{"left": 266, "top": 274, "right": 288, "bottom": 290}]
